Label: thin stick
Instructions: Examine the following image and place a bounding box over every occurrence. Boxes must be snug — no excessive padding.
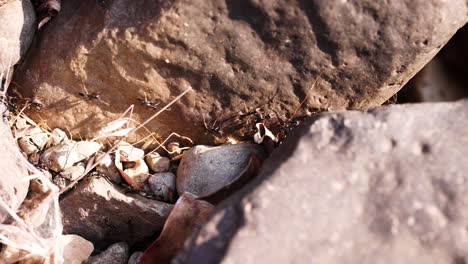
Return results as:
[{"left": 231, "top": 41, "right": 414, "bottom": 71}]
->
[{"left": 59, "top": 86, "right": 192, "bottom": 195}]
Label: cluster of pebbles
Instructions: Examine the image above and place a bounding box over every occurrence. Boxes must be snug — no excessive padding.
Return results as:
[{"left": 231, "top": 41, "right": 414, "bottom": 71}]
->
[{"left": 13, "top": 115, "right": 178, "bottom": 203}]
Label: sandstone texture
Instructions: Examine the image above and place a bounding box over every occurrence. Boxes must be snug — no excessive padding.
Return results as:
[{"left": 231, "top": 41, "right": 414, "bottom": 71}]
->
[
  {"left": 176, "top": 99, "right": 468, "bottom": 264},
  {"left": 12, "top": 0, "right": 467, "bottom": 143},
  {"left": 60, "top": 176, "right": 173, "bottom": 249}
]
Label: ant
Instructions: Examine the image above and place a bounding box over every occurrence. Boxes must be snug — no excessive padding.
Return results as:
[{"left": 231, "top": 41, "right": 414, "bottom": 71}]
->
[
  {"left": 138, "top": 92, "right": 160, "bottom": 110},
  {"left": 78, "top": 84, "right": 102, "bottom": 100},
  {"left": 137, "top": 98, "right": 159, "bottom": 110},
  {"left": 203, "top": 115, "right": 223, "bottom": 136}
]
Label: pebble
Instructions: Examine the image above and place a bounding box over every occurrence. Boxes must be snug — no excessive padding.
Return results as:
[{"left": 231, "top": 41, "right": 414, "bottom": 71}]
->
[
  {"left": 85, "top": 242, "right": 129, "bottom": 264},
  {"left": 49, "top": 127, "right": 67, "bottom": 145},
  {"left": 117, "top": 142, "right": 144, "bottom": 161},
  {"left": 96, "top": 153, "right": 122, "bottom": 184},
  {"left": 145, "top": 152, "right": 170, "bottom": 172},
  {"left": 148, "top": 172, "right": 176, "bottom": 203},
  {"left": 127, "top": 251, "right": 143, "bottom": 264},
  {"left": 60, "top": 163, "right": 85, "bottom": 181},
  {"left": 40, "top": 140, "right": 101, "bottom": 172},
  {"left": 122, "top": 159, "right": 150, "bottom": 189},
  {"left": 18, "top": 132, "right": 49, "bottom": 154},
  {"left": 177, "top": 143, "right": 266, "bottom": 197},
  {"left": 14, "top": 126, "right": 42, "bottom": 138},
  {"left": 61, "top": 234, "right": 94, "bottom": 264}
]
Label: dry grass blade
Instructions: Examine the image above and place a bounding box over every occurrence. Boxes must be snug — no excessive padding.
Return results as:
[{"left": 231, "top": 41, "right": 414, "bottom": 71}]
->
[{"left": 59, "top": 86, "right": 193, "bottom": 195}]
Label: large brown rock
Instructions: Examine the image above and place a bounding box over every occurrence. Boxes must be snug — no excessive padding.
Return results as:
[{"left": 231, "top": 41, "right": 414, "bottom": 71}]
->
[
  {"left": 175, "top": 99, "right": 468, "bottom": 264},
  {"left": 60, "top": 176, "right": 173, "bottom": 249},
  {"left": 13, "top": 0, "right": 467, "bottom": 143}
]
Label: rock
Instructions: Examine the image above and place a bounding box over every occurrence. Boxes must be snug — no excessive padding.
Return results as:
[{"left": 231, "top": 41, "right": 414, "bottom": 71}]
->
[
  {"left": 127, "top": 252, "right": 143, "bottom": 264},
  {"left": 96, "top": 153, "right": 122, "bottom": 184},
  {"left": 14, "top": 126, "right": 42, "bottom": 138},
  {"left": 121, "top": 159, "right": 150, "bottom": 189},
  {"left": 14, "top": 117, "right": 28, "bottom": 129},
  {"left": 176, "top": 99, "right": 468, "bottom": 264},
  {"left": 0, "top": 0, "right": 36, "bottom": 87},
  {"left": 60, "top": 163, "right": 85, "bottom": 181},
  {"left": 177, "top": 144, "right": 266, "bottom": 197},
  {"left": 60, "top": 176, "right": 173, "bottom": 248},
  {"left": 17, "top": 132, "right": 49, "bottom": 154},
  {"left": 117, "top": 142, "right": 145, "bottom": 162},
  {"left": 61, "top": 234, "right": 95, "bottom": 264},
  {"left": 53, "top": 175, "right": 70, "bottom": 191},
  {"left": 13, "top": 0, "right": 467, "bottom": 143},
  {"left": 85, "top": 242, "right": 129, "bottom": 264},
  {"left": 40, "top": 140, "right": 101, "bottom": 172},
  {"left": 148, "top": 172, "right": 176, "bottom": 203},
  {"left": 49, "top": 128, "right": 67, "bottom": 146},
  {"left": 0, "top": 234, "right": 94, "bottom": 264},
  {"left": 145, "top": 153, "right": 170, "bottom": 172}
]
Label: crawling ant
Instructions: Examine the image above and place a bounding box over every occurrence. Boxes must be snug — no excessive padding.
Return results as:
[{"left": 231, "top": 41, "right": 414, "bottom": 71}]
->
[
  {"left": 137, "top": 98, "right": 159, "bottom": 110},
  {"left": 203, "top": 115, "right": 223, "bottom": 136},
  {"left": 79, "top": 91, "right": 102, "bottom": 100}
]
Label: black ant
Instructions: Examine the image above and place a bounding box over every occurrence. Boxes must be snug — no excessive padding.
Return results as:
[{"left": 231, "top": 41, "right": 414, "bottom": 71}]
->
[
  {"left": 79, "top": 91, "right": 102, "bottom": 100},
  {"left": 203, "top": 115, "right": 223, "bottom": 136},
  {"left": 137, "top": 98, "right": 159, "bottom": 110}
]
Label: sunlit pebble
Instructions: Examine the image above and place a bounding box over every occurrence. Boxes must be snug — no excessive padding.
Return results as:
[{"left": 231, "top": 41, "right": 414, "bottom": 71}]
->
[
  {"left": 165, "top": 59, "right": 170, "bottom": 63},
  {"left": 227, "top": 137, "right": 238, "bottom": 144}
]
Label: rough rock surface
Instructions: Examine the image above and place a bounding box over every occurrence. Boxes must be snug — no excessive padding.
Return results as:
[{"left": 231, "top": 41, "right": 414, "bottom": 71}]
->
[
  {"left": 176, "top": 99, "right": 468, "bottom": 264},
  {"left": 60, "top": 176, "right": 173, "bottom": 249},
  {"left": 0, "top": 0, "right": 36, "bottom": 78},
  {"left": 149, "top": 172, "right": 176, "bottom": 203},
  {"left": 13, "top": 0, "right": 467, "bottom": 143},
  {"left": 177, "top": 144, "right": 266, "bottom": 197},
  {"left": 128, "top": 251, "right": 143, "bottom": 264},
  {"left": 85, "top": 242, "right": 129, "bottom": 264}
]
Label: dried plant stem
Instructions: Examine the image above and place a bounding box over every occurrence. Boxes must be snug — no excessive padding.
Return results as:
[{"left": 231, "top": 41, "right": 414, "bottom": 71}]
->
[{"left": 59, "top": 86, "right": 193, "bottom": 195}]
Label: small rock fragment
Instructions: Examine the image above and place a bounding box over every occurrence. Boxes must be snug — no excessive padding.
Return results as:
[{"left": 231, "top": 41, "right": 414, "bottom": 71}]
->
[
  {"left": 85, "top": 242, "right": 129, "bottom": 264},
  {"left": 145, "top": 153, "right": 170, "bottom": 172},
  {"left": 14, "top": 126, "right": 42, "bottom": 138},
  {"left": 18, "top": 132, "right": 49, "bottom": 154},
  {"left": 49, "top": 128, "right": 67, "bottom": 145},
  {"left": 96, "top": 153, "right": 122, "bottom": 183},
  {"left": 127, "top": 251, "right": 143, "bottom": 264},
  {"left": 53, "top": 175, "right": 70, "bottom": 191},
  {"left": 14, "top": 117, "right": 28, "bottom": 129},
  {"left": 117, "top": 142, "right": 144, "bottom": 161},
  {"left": 177, "top": 144, "right": 266, "bottom": 197},
  {"left": 122, "top": 159, "right": 150, "bottom": 189},
  {"left": 61, "top": 176, "right": 173, "bottom": 248},
  {"left": 40, "top": 141, "right": 101, "bottom": 172},
  {"left": 60, "top": 163, "right": 85, "bottom": 181},
  {"left": 148, "top": 172, "right": 176, "bottom": 203},
  {"left": 61, "top": 234, "right": 95, "bottom": 264}
]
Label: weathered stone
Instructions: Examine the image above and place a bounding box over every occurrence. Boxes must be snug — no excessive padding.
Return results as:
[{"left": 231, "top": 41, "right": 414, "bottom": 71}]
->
[
  {"left": 61, "top": 235, "right": 94, "bottom": 264},
  {"left": 96, "top": 153, "right": 122, "bottom": 184},
  {"left": 17, "top": 132, "right": 48, "bottom": 154},
  {"left": 40, "top": 140, "right": 101, "bottom": 172},
  {"left": 85, "top": 242, "right": 129, "bottom": 264},
  {"left": 177, "top": 144, "right": 266, "bottom": 197},
  {"left": 176, "top": 99, "right": 468, "bottom": 264},
  {"left": 0, "top": 0, "right": 36, "bottom": 87},
  {"left": 12, "top": 0, "right": 467, "bottom": 143},
  {"left": 121, "top": 159, "right": 150, "bottom": 189},
  {"left": 61, "top": 176, "right": 173, "bottom": 249},
  {"left": 60, "top": 163, "right": 85, "bottom": 181},
  {"left": 127, "top": 252, "right": 143, "bottom": 264},
  {"left": 145, "top": 153, "right": 170, "bottom": 172},
  {"left": 49, "top": 128, "right": 67, "bottom": 146},
  {"left": 149, "top": 172, "right": 176, "bottom": 203},
  {"left": 117, "top": 142, "right": 145, "bottom": 162}
]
